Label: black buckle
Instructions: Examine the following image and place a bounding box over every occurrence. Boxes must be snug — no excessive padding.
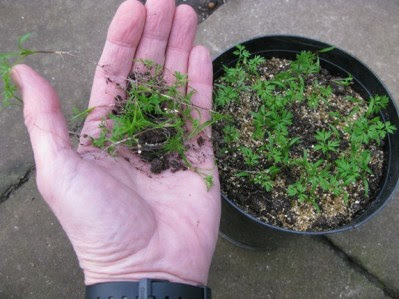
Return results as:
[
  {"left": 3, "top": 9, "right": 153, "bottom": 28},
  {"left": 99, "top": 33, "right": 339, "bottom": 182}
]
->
[
  {"left": 138, "top": 278, "right": 210, "bottom": 299},
  {"left": 138, "top": 278, "right": 161, "bottom": 299}
]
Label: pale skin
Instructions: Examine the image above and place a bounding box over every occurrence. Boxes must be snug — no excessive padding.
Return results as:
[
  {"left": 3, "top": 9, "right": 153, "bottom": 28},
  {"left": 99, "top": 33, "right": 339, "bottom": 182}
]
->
[{"left": 11, "top": 0, "right": 220, "bottom": 287}]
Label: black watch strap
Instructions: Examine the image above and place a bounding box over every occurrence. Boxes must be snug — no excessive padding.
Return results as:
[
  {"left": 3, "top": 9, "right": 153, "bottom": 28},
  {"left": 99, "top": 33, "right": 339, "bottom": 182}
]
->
[{"left": 85, "top": 278, "right": 211, "bottom": 299}]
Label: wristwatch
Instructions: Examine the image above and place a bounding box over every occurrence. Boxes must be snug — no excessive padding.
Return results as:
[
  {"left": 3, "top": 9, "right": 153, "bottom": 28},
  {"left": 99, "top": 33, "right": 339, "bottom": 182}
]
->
[{"left": 85, "top": 278, "right": 212, "bottom": 299}]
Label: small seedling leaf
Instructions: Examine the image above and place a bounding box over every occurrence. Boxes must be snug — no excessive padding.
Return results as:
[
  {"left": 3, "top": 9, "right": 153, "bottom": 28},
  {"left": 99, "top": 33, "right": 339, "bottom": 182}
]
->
[
  {"left": 318, "top": 46, "right": 336, "bottom": 53},
  {"left": 204, "top": 175, "right": 214, "bottom": 191},
  {"left": 71, "top": 106, "right": 95, "bottom": 120},
  {"left": 235, "top": 171, "right": 250, "bottom": 177},
  {"left": 18, "top": 33, "right": 32, "bottom": 49}
]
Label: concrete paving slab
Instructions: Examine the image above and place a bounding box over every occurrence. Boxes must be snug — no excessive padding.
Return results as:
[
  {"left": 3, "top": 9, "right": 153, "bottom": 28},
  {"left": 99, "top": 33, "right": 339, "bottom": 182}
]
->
[
  {"left": 0, "top": 175, "right": 387, "bottom": 298},
  {"left": 196, "top": 0, "right": 399, "bottom": 293},
  {"left": 0, "top": 178, "right": 84, "bottom": 298},
  {"left": 0, "top": 108, "right": 32, "bottom": 197},
  {"left": 209, "top": 238, "right": 387, "bottom": 299},
  {"left": 329, "top": 199, "right": 399, "bottom": 293}
]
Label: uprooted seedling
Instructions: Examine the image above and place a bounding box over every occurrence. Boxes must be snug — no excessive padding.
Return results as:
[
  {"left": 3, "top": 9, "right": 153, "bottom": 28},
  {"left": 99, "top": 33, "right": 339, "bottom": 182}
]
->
[
  {"left": 0, "top": 35, "right": 217, "bottom": 190},
  {"left": 0, "top": 33, "right": 72, "bottom": 108},
  {"left": 88, "top": 60, "right": 218, "bottom": 189}
]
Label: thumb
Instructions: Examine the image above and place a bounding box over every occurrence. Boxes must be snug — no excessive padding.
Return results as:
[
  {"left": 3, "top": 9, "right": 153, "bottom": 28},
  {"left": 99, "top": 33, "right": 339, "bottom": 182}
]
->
[{"left": 11, "top": 64, "right": 73, "bottom": 171}]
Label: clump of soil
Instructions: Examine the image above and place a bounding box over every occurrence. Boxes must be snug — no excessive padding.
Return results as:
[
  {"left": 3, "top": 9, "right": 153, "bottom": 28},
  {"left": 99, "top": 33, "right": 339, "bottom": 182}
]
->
[
  {"left": 213, "top": 55, "right": 389, "bottom": 232},
  {"left": 133, "top": 125, "right": 186, "bottom": 174}
]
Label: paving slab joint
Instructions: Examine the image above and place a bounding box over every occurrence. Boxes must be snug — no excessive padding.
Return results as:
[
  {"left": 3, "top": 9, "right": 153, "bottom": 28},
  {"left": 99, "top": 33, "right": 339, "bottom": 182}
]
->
[
  {"left": 320, "top": 236, "right": 399, "bottom": 298},
  {"left": 0, "top": 166, "right": 34, "bottom": 205}
]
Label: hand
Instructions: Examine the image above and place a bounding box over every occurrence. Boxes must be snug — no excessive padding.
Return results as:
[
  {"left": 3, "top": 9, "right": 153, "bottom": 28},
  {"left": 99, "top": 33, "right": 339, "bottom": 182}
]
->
[{"left": 11, "top": 0, "right": 220, "bottom": 286}]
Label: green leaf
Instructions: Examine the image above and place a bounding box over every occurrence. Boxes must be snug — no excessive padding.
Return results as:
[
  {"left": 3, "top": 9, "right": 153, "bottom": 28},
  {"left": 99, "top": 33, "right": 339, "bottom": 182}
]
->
[
  {"left": 235, "top": 171, "right": 250, "bottom": 177},
  {"left": 240, "top": 146, "right": 259, "bottom": 166},
  {"left": 318, "top": 46, "right": 336, "bottom": 53},
  {"left": 315, "top": 130, "right": 331, "bottom": 142},
  {"left": 364, "top": 179, "right": 369, "bottom": 197},
  {"left": 18, "top": 33, "right": 32, "bottom": 49},
  {"left": 0, "top": 52, "right": 18, "bottom": 60},
  {"left": 188, "top": 119, "right": 213, "bottom": 140},
  {"left": 233, "top": 44, "right": 251, "bottom": 64},
  {"left": 291, "top": 51, "right": 319, "bottom": 74},
  {"left": 253, "top": 173, "right": 273, "bottom": 192},
  {"left": 0, "top": 60, "right": 12, "bottom": 76},
  {"left": 267, "top": 165, "right": 280, "bottom": 176},
  {"left": 204, "top": 175, "right": 214, "bottom": 191},
  {"left": 223, "top": 125, "right": 240, "bottom": 143},
  {"left": 311, "top": 200, "right": 321, "bottom": 212},
  {"left": 385, "top": 122, "right": 396, "bottom": 134},
  {"left": 343, "top": 193, "right": 349, "bottom": 205},
  {"left": 289, "top": 137, "right": 301, "bottom": 147},
  {"left": 298, "top": 194, "right": 307, "bottom": 203},
  {"left": 71, "top": 106, "right": 95, "bottom": 120},
  {"left": 331, "top": 75, "right": 353, "bottom": 86},
  {"left": 287, "top": 185, "right": 297, "bottom": 196},
  {"left": 319, "top": 180, "right": 330, "bottom": 191},
  {"left": 214, "top": 84, "right": 239, "bottom": 107},
  {"left": 164, "top": 135, "right": 185, "bottom": 155}
]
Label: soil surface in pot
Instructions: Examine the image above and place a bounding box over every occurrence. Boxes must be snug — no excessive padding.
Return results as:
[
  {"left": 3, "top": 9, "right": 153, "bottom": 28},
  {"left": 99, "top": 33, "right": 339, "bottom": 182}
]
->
[{"left": 213, "top": 53, "right": 390, "bottom": 232}]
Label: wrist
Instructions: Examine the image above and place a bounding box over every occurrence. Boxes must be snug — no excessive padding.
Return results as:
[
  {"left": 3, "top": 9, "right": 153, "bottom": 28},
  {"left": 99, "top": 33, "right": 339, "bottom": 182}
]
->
[
  {"left": 81, "top": 252, "right": 211, "bottom": 287},
  {"left": 84, "top": 270, "right": 207, "bottom": 287}
]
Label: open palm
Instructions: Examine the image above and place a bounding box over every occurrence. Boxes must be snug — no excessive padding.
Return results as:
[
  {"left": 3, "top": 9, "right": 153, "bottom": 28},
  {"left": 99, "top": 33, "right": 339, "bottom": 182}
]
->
[{"left": 11, "top": 0, "right": 220, "bottom": 286}]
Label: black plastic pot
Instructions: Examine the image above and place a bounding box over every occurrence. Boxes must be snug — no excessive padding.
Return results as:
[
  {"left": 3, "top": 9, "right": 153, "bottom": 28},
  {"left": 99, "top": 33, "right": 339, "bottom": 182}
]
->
[{"left": 213, "top": 35, "right": 399, "bottom": 249}]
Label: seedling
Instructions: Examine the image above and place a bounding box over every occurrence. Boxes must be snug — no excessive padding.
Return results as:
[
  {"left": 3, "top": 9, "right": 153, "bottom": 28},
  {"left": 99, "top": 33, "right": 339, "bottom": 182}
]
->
[
  {"left": 331, "top": 74, "right": 353, "bottom": 86},
  {"left": 214, "top": 44, "right": 396, "bottom": 220},
  {"left": 314, "top": 130, "right": 339, "bottom": 154},
  {"left": 253, "top": 171, "right": 274, "bottom": 192},
  {"left": 0, "top": 35, "right": 215, "bottom": 190},
  {"left": 240, "top": 147, "right": 259, "bottom": 167},
  {"left": 0, "top": 33, "right": 72, "bottom": 107},
  {"left": 366, "top": 95, "right": 389, "bottom": 117},
  {"left": 89, "top": 59, "right": 216, "bottom": 189},
  {"left": 214, "top": 84, "right": 239, "bottom": 107},
  {"left": 223, "top": 125, "right": 240, "bottom": 143}
]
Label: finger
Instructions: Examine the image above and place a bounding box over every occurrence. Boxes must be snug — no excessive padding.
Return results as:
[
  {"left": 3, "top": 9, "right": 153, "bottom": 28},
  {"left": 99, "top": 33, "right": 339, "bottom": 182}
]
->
[
  {"left": 132, "top": 0, "right": 175, "bottom": 71},
  {"left": 187, "top": 45, "right": 213, "bottom": 132},
  {"left": 163, "top": 4, "right": 197, "bottom": 85},
  {"left": 11, "top": 64, "right": 74, "bottom": 171},
  {"left": 81, "top": 0, "right": 146, "bottom": 131},
  {"left": 186, "top": 46, "right": 214, "bottom": 167}
]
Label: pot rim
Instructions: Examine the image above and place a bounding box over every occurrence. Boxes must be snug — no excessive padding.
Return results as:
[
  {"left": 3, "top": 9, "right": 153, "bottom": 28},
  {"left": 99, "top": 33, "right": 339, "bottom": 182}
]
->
[{"left": 214, "top": 34, "right": 399, "bottom": 235}]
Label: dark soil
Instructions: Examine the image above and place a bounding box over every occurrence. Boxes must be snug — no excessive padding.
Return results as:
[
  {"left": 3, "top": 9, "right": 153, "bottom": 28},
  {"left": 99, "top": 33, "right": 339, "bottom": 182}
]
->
[
  {"left": 214, "top": 57, "right": 387, "bottom": 232},
  {"left": 136, "top": 126, "right": 188, "bottom": 174}
]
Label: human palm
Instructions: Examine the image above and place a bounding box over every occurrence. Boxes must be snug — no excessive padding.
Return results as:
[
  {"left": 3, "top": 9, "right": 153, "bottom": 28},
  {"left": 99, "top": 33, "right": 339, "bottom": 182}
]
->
[{"left": 11, "top": 0, "right": 220, "bottom": 286}]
